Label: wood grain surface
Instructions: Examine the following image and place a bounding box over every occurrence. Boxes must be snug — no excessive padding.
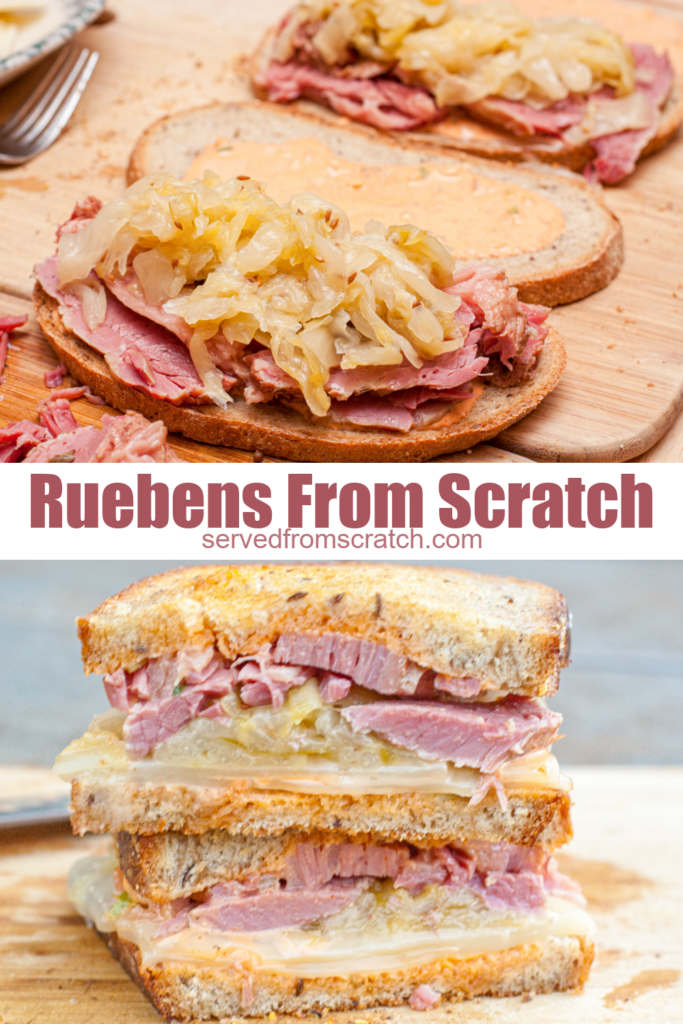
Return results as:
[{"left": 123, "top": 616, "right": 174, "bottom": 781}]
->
[
  {"left": 0, "top": 0, "right": 681, "bottom": 462},
  {"left": 0, "top": 766, "right": 681, "bottom": 1023}
]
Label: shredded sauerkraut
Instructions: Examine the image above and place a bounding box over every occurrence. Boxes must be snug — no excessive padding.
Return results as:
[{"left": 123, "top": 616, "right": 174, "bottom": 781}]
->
[
  {"left": 277, "top": 0, "right": 636, "bottom": 106},
  {"left": 57, "top": 171, "right": 464, "bottom": 416}
]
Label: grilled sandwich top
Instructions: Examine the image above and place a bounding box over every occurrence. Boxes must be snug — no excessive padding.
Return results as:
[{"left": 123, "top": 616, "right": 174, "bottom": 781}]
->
[{"left": 78, "top": 564, "right": 569, "bottom": 697}]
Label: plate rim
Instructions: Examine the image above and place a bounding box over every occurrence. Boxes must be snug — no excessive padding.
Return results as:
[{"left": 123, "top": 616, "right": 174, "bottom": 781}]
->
[{"left": 0, "top": 0, "right": 106, "bottom": 77}]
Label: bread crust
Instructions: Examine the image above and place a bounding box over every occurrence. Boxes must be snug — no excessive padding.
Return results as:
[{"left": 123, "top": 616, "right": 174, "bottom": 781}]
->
[
  {"left": 75, "top": 564, "right": 570, "bottom": 695},
  {"left": 409, "top": 80, "right": 683, "bottom": 176},
  {"left": 101, "top": 928, "right": 594, "bottom": 1019},
  {"left": 126, "top": 99, "right": 623, "bottom": 308},
  {"left": 116, "top": 824, "right": 569, "bottom": 902},
  {"left": 33, "top": 282, "right": 566, "bottom": 462},
  {"left": 71, "top": 774, "right": 572, "bottom": 848}
]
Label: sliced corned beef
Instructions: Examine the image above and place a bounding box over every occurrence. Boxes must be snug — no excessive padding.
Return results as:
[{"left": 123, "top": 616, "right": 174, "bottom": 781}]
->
[
  {"left": 35, "top": 256, "right": 209, "bottom": 406},
  {"left": 238, "top": 661, "right": 312, "bottom": 708},
  {"left": 393, "top": 846, "right": 471, "bottom": 894},
  {"left": 0, "top": 314, "right": 28, "bottom": 384},
  {"left": 123, "top": 664, "right": 236, "bottom": 759},
  {"left": 23, "top": 425, "right": 107, "bottom": 463},
  {"left": 92, "top": 412, "right": 181, "bottom": 463},
  {"left": 260, "top": 62, "right": 442, "bottom": 131},
  {"left": 465, "top": 95, "right": 586, "bottom": 138},
  {"left": 105, "top": 273, "right": 194, "bottom": 346},
  {"left": 136, "top": 837, "right": 581, "bottom": 941},
  {"left": 272, "top": 632, "right": 482, "bottom": 699},
  {"left": 273, "top": 632, "right": 409, "bottom": 694},
  {"left": 56, "top": 196, "right": 103, "bottom": 240},
  {"left": 589, "top": 45, "right": 674, "bottom": 183},
  {"left": 468, "top": 868, "right": 547, "bottom": 912},
  {"left": 318, "top": 671, "right": 352, "bottom": 702},
  {"left": 341, "top": 694, "right": 561, "bottom": 772},
  {"left": 0, "top": 420, "right": 50, "bottom": 462},
  {"left": 326, "top": 395, "right": 415, "bottom": 431},
  {"left": 409, "top": 985, "right": 441, "bottom": 1011},
  {"left": 38, "top": 397, "right": 79, "bottom": 436},
  {"left": 285, "top": 841, "right": 409, "bottom": 889},
  {"left": 189, "top": 877, "right": 366, "bottom": 932}
]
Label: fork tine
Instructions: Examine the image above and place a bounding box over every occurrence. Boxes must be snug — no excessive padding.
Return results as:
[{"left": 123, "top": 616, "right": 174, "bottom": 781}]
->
[
  {"left": 26, "top": 51, "right": 99, "bottom": 156},
  {"left": 1, "top": 47, "right": 84, "bottom": 144},
  {"left": 19, "top": 48, "right": 92, "bottom": 146},
  {"left": 0, "top": 45, "right": 76, "bottom": 137}
]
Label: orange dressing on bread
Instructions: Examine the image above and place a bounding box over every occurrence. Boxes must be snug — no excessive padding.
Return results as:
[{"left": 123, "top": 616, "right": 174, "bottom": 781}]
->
[{"left": 184, "top": 136, "right": 566, "bottom": 260}]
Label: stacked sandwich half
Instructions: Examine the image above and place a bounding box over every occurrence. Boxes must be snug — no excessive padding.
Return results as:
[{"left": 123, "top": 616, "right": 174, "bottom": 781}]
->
[{"left": 57, "top": 564, "right": 594, "bottom": 1019}]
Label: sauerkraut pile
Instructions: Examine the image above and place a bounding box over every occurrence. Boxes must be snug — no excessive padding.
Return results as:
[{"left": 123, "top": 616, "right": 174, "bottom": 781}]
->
[
  {"left": 57, "top": 172, "right": 472, "bottom": 416},
  {"left": 274, "top": 0, "right": 636, "bottom": 107}
]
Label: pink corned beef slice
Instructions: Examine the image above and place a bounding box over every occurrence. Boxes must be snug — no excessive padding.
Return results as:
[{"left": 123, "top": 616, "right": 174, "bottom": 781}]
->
[
  {"left": 341, "top": 695, "right": 561, "bottom": 772},
  {"left": 130, "top": 834, "right": 584, "bottom": 941},
  {"left": 409, "top": 985, "right": 441, "bottom": 1011},
  {"left": 257, "top": 19, "right": 674, "bottom": 184},
  {"left": 0, "top": 315, "right": 27, "bottom": 384},
  {"left": 35, "top": 256, "right": 209, "bottom": 407}
]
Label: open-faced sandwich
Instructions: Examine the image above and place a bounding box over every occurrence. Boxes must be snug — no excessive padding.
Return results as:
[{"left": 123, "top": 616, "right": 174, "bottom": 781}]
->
[
  {"left": 33, "top": 174, "right": 566, "bottom": 462},
  {"left": 252, "top": 0, "right": 683, "bottom": 183}
]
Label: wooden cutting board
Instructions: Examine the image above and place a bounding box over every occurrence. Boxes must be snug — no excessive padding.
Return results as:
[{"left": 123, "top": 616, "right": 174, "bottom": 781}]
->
[
  {"left": 0, "top": 766, "right": 681, "bottom": 1023},
  {"left": 0, "top": 0, "right": 681, "bottom": 462}
]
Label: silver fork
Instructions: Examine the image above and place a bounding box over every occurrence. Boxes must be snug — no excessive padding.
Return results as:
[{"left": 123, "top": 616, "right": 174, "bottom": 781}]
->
[{"left": 0, "top": 44, "right": 99, "bottom": 166}]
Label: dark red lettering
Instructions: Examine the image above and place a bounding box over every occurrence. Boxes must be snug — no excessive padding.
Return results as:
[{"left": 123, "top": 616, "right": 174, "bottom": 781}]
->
[
  {"left": 438, "top": 474, "right": 471, "bottom": 529},
  {"left": 532, "top": 483, "right": 563, "bottom": 528},
  {"left": 339, "top": 483, "right": 371, "bottom": 529},
  {"left": 67, "top": 482, "right": 99, "bottom": 528},
  {"left": 138, "top": 474, "right": 169, "bottom": 528},
  {"left": 243, "top": 483, "right": 272, "bottom": 528},
  {"left": 207, "top": 482, "right": 239, "bottom": 529},
  {"left": 102, "top": 484, "right": 134, "bottom": 529},
  {"left": 375, "top": 482, "right": 423, "bottom": 528},
  {"left": 30, "top": 474, "right": 62, "bottom": 528},
  {"left": 474, "top": 482, "right": 505, "bottom": 529},
  {"left": 621, "top": 474, "right": 653, "bottom": 528},
  {"left": 315, "top": 483, "right": 337, "bottom": 528},
  {"left": 288, "top": 474, "right": 312, "bottom": 527}
]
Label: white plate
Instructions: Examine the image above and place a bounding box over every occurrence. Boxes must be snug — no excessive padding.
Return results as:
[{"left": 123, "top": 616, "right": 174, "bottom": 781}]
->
[{"left": 0, "top": 0, "right": 105, "bottom": 88}]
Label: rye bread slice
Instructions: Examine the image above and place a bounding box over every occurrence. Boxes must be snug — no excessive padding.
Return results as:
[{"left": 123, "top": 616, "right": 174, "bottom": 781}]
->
[
  {"left": 33, "top": 281, "right": 566, "bottom": 462},
  {"left": 127, "top": 100, "right": 623, "bottom": 306},
  {"left": 99, "top": 929, "right": 594, "bottom": 1018},
  {"left": 71, "top": 774, "right": 572, "bottom": 849}
]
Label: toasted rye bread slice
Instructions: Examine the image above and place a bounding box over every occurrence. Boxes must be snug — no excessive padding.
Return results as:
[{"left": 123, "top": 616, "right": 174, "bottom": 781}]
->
[
  {"left": 100, "top": 929, "right": 594, "bottom": 1019},
  {"left": 71, "top": 774, "right": 572, "bottom": 848},
  {"left": 76, "top": 564, "right": 570, "bottom": 695},
  {"left": 116, "top": 824, "right": 570, "bottom": 903},
  {"left": 410, "top": 80, "right": 683, "bottom": 173},
  {"left": 127, "top": 100, "right": 623, "bottom": 307},
  {"left": 32, "top": 280, "right": 566, "bottom": 461}
]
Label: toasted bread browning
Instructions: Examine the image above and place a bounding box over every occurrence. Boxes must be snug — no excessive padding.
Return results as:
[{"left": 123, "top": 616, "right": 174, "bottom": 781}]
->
[
  {"left": 102, "top": 929, "right": 593, "bottom": 1018},
  {"left": 71, "top": 773, "right": 572, "bottom": 847},
  {"left": 76, "top": 564, "right": 570, "bottom": 693}
]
